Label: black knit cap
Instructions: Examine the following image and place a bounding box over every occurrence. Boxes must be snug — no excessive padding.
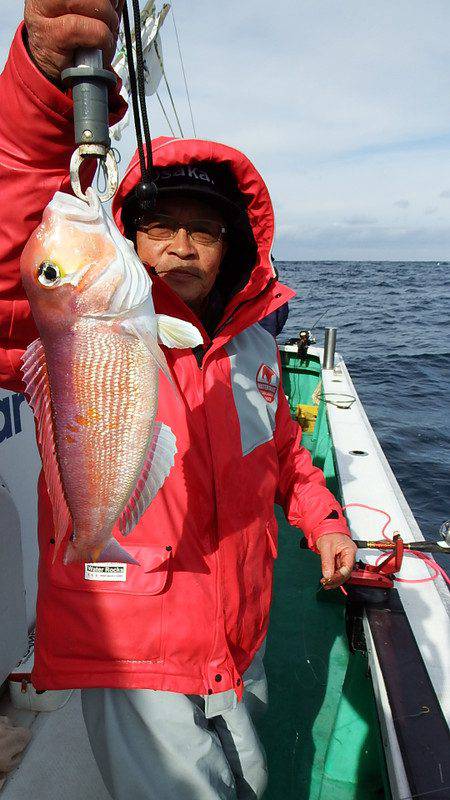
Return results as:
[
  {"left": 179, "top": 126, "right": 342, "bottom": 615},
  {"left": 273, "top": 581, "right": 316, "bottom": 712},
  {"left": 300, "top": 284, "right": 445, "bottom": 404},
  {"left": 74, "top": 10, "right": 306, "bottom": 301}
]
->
[{"left": 121, "top": 161, "right": 250, "bottom": 232}]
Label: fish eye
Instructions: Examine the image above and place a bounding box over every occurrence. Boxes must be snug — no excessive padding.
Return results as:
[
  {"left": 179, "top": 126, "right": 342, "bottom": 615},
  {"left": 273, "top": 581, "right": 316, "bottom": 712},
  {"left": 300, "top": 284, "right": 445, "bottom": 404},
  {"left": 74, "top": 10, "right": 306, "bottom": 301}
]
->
[{"left": 37, "top": 260, "right": 61, "bottom": 287}]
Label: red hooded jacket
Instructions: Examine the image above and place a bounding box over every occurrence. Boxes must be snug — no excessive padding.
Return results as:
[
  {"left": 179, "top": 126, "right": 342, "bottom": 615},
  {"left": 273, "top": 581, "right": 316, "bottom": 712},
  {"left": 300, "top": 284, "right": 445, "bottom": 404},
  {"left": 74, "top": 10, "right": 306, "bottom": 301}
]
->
[{"left": 0, "top": 25, "right": 350, "bottom": 696}]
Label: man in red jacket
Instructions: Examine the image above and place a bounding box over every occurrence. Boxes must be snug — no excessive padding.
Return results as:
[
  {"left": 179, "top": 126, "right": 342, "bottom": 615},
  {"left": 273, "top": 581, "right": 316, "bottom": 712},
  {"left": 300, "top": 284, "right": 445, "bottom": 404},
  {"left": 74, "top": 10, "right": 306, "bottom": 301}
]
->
[{"left": 0, "top": 3, "right": 356, "bottom": 798}]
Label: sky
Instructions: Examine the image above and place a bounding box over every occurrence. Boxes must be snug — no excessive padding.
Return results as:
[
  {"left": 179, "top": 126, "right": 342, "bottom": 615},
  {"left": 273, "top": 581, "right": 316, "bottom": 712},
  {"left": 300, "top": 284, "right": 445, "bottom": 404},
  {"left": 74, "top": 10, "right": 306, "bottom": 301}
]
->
[{"left": 2, "top": 1, "right": 450, "bottom": 260}]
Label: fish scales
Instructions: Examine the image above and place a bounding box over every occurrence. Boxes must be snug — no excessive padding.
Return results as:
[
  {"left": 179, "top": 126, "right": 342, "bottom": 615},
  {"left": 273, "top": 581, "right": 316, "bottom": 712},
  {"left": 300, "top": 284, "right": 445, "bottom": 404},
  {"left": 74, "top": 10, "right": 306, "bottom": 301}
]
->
[{"left": 47, "top": 322, "right": 158, "bottom": 552}]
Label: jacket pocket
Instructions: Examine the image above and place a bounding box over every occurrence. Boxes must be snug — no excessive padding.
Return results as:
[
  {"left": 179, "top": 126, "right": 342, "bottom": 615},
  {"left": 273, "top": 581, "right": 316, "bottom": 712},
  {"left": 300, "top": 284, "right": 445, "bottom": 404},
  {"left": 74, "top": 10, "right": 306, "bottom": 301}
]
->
[
  {"left": 44, "top": 544, "right": 172, "bottom": 664},
  {"left": 48, "top": 543, "right": 172, "bottom": 595},
  {"left": 257, "top": 519, "right": 278, "bottom": 629}
]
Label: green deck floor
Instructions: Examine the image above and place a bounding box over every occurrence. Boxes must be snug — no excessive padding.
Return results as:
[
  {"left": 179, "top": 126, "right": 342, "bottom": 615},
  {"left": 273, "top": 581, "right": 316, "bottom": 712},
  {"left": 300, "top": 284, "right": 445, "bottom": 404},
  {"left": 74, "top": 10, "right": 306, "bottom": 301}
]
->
[{"left": 257, "top": 351, "right": 388, "bottom": 800}]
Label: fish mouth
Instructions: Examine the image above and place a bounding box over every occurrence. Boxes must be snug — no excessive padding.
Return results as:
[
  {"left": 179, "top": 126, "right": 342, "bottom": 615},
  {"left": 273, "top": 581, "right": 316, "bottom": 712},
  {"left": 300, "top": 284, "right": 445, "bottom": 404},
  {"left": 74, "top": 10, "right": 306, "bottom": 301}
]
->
[{"left": 73, "top": 262, "right": 109, "bottom": 293}]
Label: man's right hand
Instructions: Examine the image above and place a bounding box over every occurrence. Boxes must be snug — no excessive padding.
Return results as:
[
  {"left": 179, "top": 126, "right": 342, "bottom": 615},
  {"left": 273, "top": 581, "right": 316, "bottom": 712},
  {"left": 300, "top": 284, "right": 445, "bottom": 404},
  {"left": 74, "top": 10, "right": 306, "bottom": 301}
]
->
[{"left": 24, "top": 0, "right": 125, "bottom": 82}]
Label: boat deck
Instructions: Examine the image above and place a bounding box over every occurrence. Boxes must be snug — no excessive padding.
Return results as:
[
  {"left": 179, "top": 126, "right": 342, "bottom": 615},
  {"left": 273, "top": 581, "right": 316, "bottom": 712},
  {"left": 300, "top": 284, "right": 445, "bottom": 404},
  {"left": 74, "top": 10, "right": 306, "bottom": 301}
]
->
[
  {"left": 260, "top": 507, "right": 387, "bottom": 800},
  {"left": 0, "top": 690, "right": 109, "bottom": 799}
]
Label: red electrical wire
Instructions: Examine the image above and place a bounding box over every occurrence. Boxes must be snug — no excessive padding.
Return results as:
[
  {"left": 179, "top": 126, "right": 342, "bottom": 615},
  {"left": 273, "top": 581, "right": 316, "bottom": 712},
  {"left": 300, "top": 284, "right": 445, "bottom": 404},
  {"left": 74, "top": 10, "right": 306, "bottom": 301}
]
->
[{"left": 342, "top": 502, "right": 450, "bottom": 587}]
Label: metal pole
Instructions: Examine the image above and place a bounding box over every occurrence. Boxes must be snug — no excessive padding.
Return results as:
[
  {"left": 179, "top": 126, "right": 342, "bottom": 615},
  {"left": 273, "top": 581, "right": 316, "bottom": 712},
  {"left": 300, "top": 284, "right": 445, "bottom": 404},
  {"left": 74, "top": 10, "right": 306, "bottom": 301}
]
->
[{"left": 323, "top": 328, "right": 337, "bottom": 370}]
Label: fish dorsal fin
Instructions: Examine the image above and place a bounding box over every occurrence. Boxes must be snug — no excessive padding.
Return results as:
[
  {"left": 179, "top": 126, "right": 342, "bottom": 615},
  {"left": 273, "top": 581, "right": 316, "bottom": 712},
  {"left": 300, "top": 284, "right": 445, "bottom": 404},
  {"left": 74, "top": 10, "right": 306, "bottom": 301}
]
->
[
  {"left": 118, "top": 422, "right": 177, "bottom": 537},
  {"left": 21, "top": 340, "right": 71, "bottom": 560},
  {"left": 156, "top": 315, "right": 203, "bottom": 348}
]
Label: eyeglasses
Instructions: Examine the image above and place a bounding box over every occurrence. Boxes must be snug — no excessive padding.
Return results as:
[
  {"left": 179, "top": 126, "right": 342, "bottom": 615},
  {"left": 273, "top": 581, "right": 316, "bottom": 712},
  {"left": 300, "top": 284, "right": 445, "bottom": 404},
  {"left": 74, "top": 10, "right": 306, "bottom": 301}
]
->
[{"left": 137, "top": 214, "right": 227, "bottom": 245}]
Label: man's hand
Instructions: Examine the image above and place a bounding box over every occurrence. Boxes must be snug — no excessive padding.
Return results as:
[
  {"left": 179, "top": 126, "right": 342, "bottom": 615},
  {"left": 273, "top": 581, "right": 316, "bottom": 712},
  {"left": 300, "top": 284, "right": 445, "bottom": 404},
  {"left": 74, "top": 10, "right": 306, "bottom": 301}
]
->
[
  {"left": 316, "top": 533, "right": 357, "bottom": 589},
  {"left": 24, "top": 0, "right": 125, "bottom": 82}
]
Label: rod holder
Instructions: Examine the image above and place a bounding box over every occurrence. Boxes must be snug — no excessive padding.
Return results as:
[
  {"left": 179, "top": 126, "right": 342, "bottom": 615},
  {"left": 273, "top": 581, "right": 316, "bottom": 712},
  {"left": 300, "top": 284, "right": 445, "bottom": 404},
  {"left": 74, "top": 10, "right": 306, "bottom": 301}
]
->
[{"left": 323, "top": 328, "right": 337, "bottom": 370}]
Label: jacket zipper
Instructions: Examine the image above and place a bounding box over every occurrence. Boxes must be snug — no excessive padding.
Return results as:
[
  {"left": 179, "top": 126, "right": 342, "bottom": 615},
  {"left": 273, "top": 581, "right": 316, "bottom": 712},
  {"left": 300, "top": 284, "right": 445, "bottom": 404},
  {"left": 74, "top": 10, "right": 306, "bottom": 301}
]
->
[
  {"left": 197, "top": 277, "right": 277, "bottom": 368},
  {"left": 198, "top": 276, "right": 277, "bottom": 687}
]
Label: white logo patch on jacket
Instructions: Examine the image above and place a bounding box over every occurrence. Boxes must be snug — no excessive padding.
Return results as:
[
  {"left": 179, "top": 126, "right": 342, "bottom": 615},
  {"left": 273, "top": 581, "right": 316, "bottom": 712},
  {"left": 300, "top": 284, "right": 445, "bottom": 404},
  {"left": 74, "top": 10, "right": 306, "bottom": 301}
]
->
[
  {"left": 256, "top": 363, "right": 279, "bottom": 403},
  {"left": 225, "top": 324, "right": 279, "bottom": 456}
]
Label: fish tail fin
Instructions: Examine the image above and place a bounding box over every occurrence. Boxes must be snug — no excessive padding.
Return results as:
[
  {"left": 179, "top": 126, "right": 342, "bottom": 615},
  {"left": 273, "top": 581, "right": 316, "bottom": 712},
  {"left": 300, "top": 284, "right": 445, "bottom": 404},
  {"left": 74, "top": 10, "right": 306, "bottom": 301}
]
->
[
  {"left": 97, "top": 538, "right": 140, "bottom": 564},
  {"left": 62, "top": 536, "right": 139, "bottom": 565}
]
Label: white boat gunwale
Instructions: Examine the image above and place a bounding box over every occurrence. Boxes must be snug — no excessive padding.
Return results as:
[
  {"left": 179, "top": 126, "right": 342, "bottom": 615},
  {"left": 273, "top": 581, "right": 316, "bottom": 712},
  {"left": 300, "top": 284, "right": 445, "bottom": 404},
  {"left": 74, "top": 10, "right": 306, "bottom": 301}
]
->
[{"left": 281, "top": 341, "right": 450, "bottom": 800}]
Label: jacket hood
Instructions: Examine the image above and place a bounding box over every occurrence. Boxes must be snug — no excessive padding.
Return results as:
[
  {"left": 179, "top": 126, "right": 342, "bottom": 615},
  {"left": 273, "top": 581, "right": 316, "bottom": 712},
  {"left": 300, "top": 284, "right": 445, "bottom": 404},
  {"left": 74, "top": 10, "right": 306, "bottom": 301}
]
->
[{"left": 112, "top": 137, "right": 295, "bottom": 334}]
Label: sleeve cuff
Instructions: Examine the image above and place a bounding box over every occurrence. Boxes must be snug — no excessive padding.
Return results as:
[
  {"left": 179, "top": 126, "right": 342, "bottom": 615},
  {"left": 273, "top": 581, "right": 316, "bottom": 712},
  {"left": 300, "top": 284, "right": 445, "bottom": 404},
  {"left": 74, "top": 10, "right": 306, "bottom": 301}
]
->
[
  {"left": 11, "top": 22, "right": 127, "bottom": 124},
  {"left": 307, "top": 515, "right": 352, "bottom": 552},
  {"left": 12, "top": 23, "right": 75, "bottom": 119}
]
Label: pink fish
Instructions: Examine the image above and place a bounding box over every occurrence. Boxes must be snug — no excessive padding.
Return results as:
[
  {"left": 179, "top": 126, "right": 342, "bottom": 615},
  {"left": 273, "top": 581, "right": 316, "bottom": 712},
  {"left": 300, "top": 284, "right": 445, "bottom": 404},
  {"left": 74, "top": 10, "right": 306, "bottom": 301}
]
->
[{"left": 20, "top": 189, "right": 202, "bottom": 564}]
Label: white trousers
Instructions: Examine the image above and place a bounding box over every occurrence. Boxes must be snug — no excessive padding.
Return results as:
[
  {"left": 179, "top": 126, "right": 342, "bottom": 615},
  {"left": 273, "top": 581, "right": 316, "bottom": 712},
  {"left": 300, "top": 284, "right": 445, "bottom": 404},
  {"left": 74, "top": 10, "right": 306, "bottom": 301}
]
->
[{"left": 81, "top": 645, "right": 268, "bottom": 800}]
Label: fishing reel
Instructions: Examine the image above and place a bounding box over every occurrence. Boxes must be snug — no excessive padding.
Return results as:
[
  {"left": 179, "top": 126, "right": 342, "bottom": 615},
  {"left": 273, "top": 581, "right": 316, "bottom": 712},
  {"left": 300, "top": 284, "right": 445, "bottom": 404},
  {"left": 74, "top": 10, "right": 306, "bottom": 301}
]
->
[
  {"left": 343, "top": 520, "right": 449, "bottom": 654},
  {"left": 286, "top": 330, "right": 316, "bottom": 360},
  {"left": 439, "top": 519, "right": 450, "bottom": 546},
  {"left": 344, "top": 518, "right": 450, "bottom": 601},
  {"left": 314, "top": 519, "right": 450, "bottom": 608}
]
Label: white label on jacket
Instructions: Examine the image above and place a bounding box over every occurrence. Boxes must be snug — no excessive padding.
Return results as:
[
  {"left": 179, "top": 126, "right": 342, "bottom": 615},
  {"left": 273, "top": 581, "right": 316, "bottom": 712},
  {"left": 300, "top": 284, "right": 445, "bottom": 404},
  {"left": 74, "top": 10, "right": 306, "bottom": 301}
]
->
[
  {"left": 84, "top": 563, "right": 127, "bottom": 581},
  {"left": 225, "top": 324, "right": 279, "bottom": 456}
]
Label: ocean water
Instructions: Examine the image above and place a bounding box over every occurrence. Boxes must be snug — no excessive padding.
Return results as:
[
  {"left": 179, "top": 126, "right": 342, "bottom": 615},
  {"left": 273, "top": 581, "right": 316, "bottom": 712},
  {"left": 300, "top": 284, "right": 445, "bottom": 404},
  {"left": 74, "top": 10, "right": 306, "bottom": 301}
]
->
[{"left": 276, "top": 261, "right": 450, "bottom": 551}]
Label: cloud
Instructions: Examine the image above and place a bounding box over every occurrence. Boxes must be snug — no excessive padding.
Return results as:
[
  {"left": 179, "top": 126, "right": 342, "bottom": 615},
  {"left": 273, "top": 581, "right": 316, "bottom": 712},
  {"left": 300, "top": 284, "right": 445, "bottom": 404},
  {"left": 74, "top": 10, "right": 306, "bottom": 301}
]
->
[
  {"left": 2, "top": 2, "right": 450, "bottom": 259},
  {"left": 425, "top": 206, "right": 438, "bottom": 215},
  {"left": 275, "top": 221, "right": 450, "bottom": 261},
  {"left": 343, "top": 215, "right": 378, "bottom": 225}
]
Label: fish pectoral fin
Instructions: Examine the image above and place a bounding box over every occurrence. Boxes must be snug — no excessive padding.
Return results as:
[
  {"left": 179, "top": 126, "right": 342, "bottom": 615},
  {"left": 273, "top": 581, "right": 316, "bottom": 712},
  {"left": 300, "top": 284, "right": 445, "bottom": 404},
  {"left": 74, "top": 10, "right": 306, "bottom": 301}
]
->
[
  {"left": 118, "top": 422, "right": 177, "bottom": 537},
  {"left": 156, "top": 314, "right": 203, "bottom": 349},
  {"left": 118, "top": 318, "right": 174, "bottom": 385},
  {"left": 21, "top": 339, "right": 71, "bottom": 561}
]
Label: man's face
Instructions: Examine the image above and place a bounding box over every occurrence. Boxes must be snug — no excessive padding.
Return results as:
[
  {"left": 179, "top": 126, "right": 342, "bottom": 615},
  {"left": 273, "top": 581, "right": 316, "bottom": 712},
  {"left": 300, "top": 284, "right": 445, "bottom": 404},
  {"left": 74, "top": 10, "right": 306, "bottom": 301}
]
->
[{"left": 136, "top": 196, "right": 227, "bottom": 315}]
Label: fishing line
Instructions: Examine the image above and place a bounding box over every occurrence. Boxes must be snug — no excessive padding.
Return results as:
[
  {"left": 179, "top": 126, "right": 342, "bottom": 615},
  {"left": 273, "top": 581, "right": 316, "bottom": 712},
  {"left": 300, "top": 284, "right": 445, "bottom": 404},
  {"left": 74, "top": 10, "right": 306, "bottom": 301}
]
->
[
  {"left": 130, "top": 0, "right": 154, "bottom": 176},
  {"left": 343, "top": 503, "right": 450, "bottom": 586},
  {"left": 171, "top": 2, "right": 197, "bottom": 136},
  {"left": 154, "top": 37, "right": 185, "bottom": 138},
  {"left": 122, "top": 2, "right": 146, "bottom": 178},
  {"left": 96, "top": 159, "right": 108, "bottom": 195},
  {"left": 156, "top": 90, "right": 176, "bottom": 136},
  {"left": 122, "top": 0, "right": 157, "bottom": 208}
]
